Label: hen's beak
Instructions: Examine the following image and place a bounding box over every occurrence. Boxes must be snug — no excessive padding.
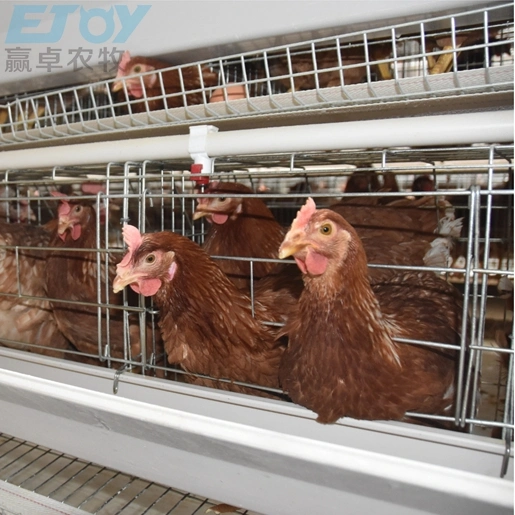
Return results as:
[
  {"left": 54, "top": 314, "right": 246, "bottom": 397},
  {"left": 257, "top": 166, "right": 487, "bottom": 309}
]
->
[
  {"left": 111, "top": 81, "right": 124, "bottom": 93},
  {"left": 192, "top": 208, "right": 209, "bottom": 221},
  {"left": 113, "top": 272, "right": 137, "bottom": 293},
  {"left": 57, "top": 217, "right": 72, "bottom": 235},
  {"left": 278, "top": 232, "right": 307, "bottom": 259}
]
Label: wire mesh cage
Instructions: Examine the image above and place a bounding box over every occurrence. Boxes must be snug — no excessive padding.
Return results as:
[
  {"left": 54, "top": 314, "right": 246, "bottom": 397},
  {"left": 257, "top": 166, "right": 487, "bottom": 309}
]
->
[
  {"left": 0, "top": 144, "right": 512, "bottom": 449},
  {"left": 0, "top": 3, "right": 512, "bottom": 147}
]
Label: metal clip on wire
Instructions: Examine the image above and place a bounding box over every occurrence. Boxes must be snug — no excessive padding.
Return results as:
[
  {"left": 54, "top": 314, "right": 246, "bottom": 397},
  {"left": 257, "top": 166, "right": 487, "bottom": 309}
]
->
[
  {"left": 113, "top": 363, "right": 129, "bottom": 395},
  {"left": 500, "top": 431, "right": 513, "bottom": 478}
]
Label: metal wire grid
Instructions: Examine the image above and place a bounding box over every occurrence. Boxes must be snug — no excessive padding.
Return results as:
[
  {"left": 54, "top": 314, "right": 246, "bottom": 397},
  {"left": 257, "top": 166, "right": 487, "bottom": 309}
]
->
[
  {"left": 0, "top": 3, "right": 512, "bottom": 146},
  {"left": 0, "top": 433, "right": 260, "bottom": 515},
  {"left": 0, "top": 144, "right": 513, "bottom": 436}
]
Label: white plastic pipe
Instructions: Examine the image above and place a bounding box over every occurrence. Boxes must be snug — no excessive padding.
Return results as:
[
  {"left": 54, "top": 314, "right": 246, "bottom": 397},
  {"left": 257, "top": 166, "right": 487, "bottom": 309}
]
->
[
  {"left": 0, "top": 133, "right": 191, "bottom": 171},
  {"left": 0, "top": 111, "right": 512, "bottom": 171},
  {"left": 206, "top": 110, "right": 514, "bottom": 157}
]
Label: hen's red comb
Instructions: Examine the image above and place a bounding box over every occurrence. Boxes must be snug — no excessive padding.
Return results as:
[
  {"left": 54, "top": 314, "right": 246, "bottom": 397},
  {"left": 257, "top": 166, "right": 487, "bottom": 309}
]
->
[
  {"left": 116, "top": 50, "right": 132, "bottom": 76},
  {"left": 291, "top": 197, "right": 317, "bottom": 231},
  {"left": 51, "top": 191, "right": 71, "bottom": 217},
  {"left": 117, "top": 225, "right": 143, "bottom": 271},
  {"left": 81, "top": 182, "right": 106, "bottom": 195}
]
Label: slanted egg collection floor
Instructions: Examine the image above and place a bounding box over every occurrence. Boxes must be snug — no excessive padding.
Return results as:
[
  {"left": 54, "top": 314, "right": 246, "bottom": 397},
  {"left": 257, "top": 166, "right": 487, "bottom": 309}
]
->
[{"left": 0, "top": 433, "right": 262, "bottom": 515}]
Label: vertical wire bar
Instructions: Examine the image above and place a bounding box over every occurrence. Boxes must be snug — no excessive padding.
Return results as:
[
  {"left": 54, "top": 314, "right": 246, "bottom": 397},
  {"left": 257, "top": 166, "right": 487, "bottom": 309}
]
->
[
  {"left": 285, "top": 48, "right": 295, "bottom": 94},
  {"left": 139, "top": 161, "right": 151, "bottom": 372},
  {"left": 471, "top": 148, "right": 497, "bottom": 421},
  {"left": 180, "top": 174, "right": 186, "bottom": 236},
  {"left": 250, "top": 260, "right": 255, "bottom": 318},
  {"left": 120, "top": 161, "right": 134, "bottom": 365},
  {"left": 104, "top": 165, "right": 116, "bottom": 366},
  {"left": 334, "top": 37, "right": 344, "bottom": 89},
  {"left": 420, "top": 22, "right": 431, "bottom": 86},
  {"left": 310, "top": 42, "right": 320, "bottom": 92},
  {"left": 95, "top": 186, "right": 106, "bottom": 364},
  {"left": 483, "top": 9, "right": 493, "bottom": 85},
  {"left": 484, "top": 9, "right": 490, "bottom": 69},
  {"left": 363, "top": 32, "right": 372, "bottom": 84},
  {"left": 450, "top": 16, "right": 459, "bottom": 77},
  {"left": 391, "top": 28, "right": 399, "bottom": 82},
  {"left": 457, "top": 186, "right": 478, "bottom": 427},
  {"left": 500, "top": 322, "right": 514, "bottom": 469}
]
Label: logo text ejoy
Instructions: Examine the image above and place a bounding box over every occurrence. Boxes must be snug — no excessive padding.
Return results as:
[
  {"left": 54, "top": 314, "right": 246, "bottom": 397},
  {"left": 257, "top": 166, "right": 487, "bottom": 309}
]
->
[{"left": 5, "top": 5, "right": 151, "bottom": 44}]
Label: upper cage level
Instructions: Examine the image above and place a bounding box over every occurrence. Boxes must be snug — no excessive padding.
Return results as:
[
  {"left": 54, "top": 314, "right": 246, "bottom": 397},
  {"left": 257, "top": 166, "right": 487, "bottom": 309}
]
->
[{"left": 0, "top": 2, "right": 513, "bottom": 149}]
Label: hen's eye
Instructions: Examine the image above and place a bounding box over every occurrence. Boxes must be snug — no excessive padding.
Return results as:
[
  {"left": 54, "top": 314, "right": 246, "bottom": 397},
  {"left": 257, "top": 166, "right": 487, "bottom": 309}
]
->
[
  {"left": 74, "top": 205, "right": 82, "bottom": 213},
  {"left": 218, "top": 197, "right": 226, "bottom": 202},
  {"left": 145, "top": 254, "right": 156, "bottom": 264},
  {"left": 320, "top": 223, "right": 332, "bottom": 235},
  {"left": 133, "top": 65, "right": 142, "bottom": 73}
]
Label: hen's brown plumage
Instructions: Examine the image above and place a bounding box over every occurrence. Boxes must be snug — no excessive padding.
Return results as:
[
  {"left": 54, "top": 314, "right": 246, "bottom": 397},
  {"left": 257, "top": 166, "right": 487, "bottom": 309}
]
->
[
  {"left": 193, "top": 181, "right": 286, "bottom": 292},
  {"left": 0, "top": 222, "right": 70, "bottom": 358},
  {"left": 45, "top": 197, "right": 143, "bottom": 362},
  {"left": 113, "top": 225, "right": 285, "bottom": 398},
  {"left": 112, "top": 51, "right": 218, "bottom": 112},
  {"left": 278, "top": 198, "right": 463, "bottom": 424},
  {"left": 343, "top": 170, "right": 381, "bottom": 193},
  {"left": 267, "top": 43, "right": 393, "bottom": 92},
  {"left": 330, "top": 194, "right": 461, "bottom": 282}
]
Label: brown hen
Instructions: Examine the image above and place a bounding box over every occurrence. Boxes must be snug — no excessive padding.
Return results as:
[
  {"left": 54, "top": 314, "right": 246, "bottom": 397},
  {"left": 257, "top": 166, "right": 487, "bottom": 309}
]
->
[
  {"left": 0, "top": 222, "right": 70, "bottom": 358},
  {"left": 193, "top": 181, "right": 286, "bottom": 292},
  {"left": 112, "top": 51, "right": 218, "bottom": 112},
  {"left": 113, "top": 225, "right": 286, "bottom": 398},
  {"left": 45, "top": 196, "right": 145, "bottom": 363},
  {"left": 278, "top": 198, "right": 463, "bottom": 424}
]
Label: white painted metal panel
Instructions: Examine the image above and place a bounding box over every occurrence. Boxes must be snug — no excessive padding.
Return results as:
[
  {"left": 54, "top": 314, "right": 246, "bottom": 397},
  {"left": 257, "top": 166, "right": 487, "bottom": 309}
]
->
[{"left": 0, "top": 348, "right": 512, "bottom": 515}]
